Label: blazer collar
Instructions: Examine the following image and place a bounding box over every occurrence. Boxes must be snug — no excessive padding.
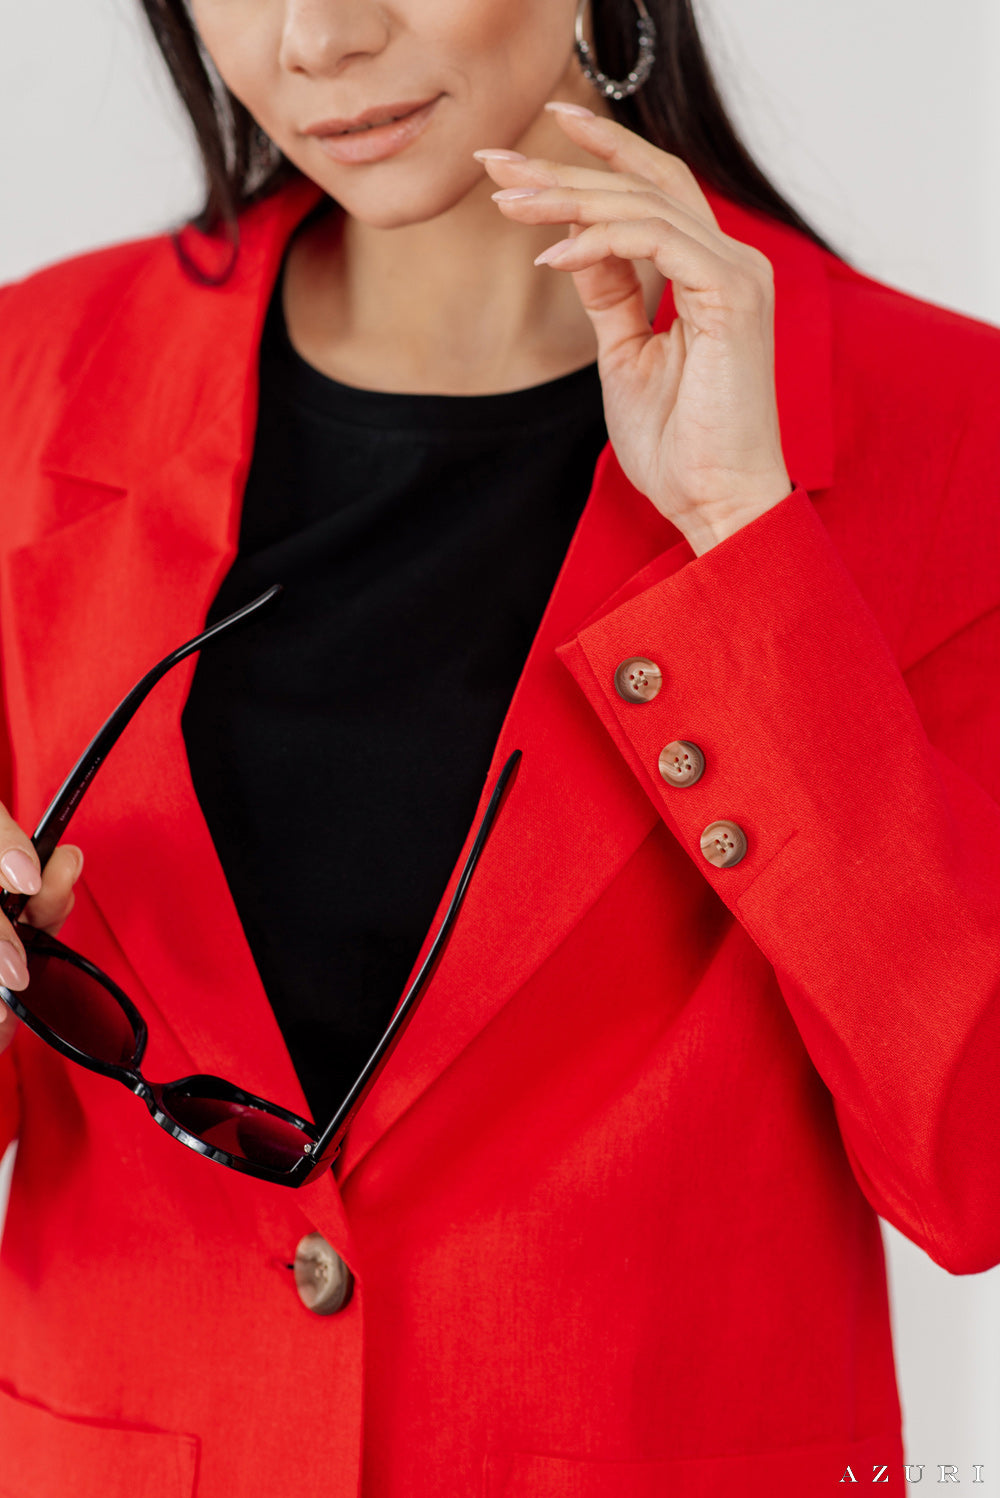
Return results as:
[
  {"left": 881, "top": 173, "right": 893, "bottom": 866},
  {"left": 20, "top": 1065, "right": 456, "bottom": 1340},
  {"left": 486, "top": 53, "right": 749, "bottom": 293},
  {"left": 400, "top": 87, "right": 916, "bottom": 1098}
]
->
[{"left": 7, "top": 171, "right": 835, "bottom": 1199}]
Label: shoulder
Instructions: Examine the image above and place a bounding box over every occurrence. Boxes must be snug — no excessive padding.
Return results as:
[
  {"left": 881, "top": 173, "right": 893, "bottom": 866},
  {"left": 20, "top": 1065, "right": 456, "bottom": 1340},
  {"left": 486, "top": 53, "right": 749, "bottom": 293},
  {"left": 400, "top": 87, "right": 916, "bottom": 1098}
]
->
[
  {"left": 0, "top": 233, "right": 183, "bottom": 417},
  {"left": 714, "top": 189, "right": 1000, "bottom": 450},
  {"left": 0, "top": 231, "right": 176, "bottom": 337},
  {"left": 821, "top": 248, "right": 1000, "bottom": 426},
  {"left": 0, "top": 232, "right": 169, "bottom": 310},
  {"left": 0, "top": 179, "right": 322, "bottom": 437},
  {"left": 813, "top": 245, "right": 1000, "bottom": 662}
]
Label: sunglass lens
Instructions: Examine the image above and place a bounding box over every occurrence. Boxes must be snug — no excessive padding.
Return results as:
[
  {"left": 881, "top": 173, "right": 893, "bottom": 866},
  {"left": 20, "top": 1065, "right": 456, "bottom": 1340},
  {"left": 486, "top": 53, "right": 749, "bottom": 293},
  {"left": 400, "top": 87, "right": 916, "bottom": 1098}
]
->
[
  {"left": 160, "top": 1087, "right": 310, "bottom": 1173},
  {"left": 20, "top": 945, "right": 140, "bottom": 1068}
]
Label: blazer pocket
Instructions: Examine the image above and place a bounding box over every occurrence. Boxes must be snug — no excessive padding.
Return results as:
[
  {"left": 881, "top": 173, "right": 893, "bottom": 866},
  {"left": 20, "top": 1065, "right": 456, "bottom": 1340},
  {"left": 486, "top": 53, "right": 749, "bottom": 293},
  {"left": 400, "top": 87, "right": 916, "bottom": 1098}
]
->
[
  {"left": 485, "top": 1430, "right": 905, "bottom": 1496},
  {"left": 0, "top": 1383, "right": 199, "bottom": 1498}
]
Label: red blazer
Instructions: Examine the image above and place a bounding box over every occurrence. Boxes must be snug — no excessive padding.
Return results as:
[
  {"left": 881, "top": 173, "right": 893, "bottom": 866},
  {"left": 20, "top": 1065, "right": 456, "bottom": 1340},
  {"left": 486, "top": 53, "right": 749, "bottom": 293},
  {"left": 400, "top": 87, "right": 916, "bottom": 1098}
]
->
[{"left": 1, "top": 173, "right": 999, "bottom": 1498}]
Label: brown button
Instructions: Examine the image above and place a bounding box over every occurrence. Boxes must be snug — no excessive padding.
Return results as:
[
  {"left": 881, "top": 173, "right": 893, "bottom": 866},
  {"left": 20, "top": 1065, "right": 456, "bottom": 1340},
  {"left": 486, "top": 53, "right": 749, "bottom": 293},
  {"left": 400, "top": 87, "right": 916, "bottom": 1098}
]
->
[
  {"left": 658, "top": 740, "right": 705, "bottom": 788},
  {"left": 613, "top": 657, "right": 663, "bottom": 703},
  {"left": 700, "top": 820, "right": 748, "bottom": 869},
  {"left": 293, "top": 1233, "right": 353, "bottom": 1316}
]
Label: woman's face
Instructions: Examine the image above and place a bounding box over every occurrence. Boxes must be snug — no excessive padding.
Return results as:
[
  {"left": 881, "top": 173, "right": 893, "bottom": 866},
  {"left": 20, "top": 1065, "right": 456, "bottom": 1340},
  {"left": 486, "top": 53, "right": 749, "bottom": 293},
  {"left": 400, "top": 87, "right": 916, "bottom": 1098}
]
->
[{"left": 189, "top": 0, "right": 598, "bottom": 228}]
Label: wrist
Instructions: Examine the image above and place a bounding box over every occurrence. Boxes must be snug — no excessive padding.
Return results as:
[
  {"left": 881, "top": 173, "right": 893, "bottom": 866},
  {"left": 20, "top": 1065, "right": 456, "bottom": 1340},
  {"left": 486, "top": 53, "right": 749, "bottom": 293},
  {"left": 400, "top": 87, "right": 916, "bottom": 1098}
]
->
[{"left": 677, "top": 472, "right": 796, "bottom": 558}]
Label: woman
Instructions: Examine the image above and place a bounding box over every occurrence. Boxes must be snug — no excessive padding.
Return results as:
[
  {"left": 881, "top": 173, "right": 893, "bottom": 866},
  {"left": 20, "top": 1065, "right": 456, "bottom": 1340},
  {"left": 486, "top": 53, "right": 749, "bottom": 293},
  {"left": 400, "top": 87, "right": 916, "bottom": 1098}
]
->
[{"left": 0, "top": 0, "right": 998, "bottom": 1492}]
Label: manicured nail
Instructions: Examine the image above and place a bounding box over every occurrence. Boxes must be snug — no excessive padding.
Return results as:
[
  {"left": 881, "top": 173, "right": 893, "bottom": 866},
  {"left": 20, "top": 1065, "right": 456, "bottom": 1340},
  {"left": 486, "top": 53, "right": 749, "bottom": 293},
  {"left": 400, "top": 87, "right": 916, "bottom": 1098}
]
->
[
  {"left": 492, "top": 187, "right": 545, "bottom": 201},
  {"left": 534, "top": 239, "right": 574, "bottom": 266},
  {"left": 473, "top": 149, "right": 528, "bottom": 161},
  {"left": 544, "top": 101, "right": 594, "bottom": 117},
  {"left": 0, "top": 940, "right": 29, "bottom": 991},
  {"left": 0, "top": 848, "right": 41, "bottom": 896}
]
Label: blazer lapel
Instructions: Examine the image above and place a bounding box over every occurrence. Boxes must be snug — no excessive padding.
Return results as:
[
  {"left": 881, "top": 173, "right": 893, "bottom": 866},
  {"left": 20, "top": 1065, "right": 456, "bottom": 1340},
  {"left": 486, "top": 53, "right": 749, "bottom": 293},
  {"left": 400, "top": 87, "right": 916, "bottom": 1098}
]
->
[
  {"left": 2, "top": 173, "right": 834, "bottom": 1195},
  {"left": 334, "top": 185, "right": 837, "bottom": 1180}
]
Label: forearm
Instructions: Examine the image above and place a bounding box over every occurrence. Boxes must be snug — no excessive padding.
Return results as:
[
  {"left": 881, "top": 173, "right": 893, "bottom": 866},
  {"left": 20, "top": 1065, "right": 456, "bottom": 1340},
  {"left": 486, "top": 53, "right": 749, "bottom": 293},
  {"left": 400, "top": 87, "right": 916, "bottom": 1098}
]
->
[{"left": 556, "top": 484, "right": 1000, "bottom": 1273}]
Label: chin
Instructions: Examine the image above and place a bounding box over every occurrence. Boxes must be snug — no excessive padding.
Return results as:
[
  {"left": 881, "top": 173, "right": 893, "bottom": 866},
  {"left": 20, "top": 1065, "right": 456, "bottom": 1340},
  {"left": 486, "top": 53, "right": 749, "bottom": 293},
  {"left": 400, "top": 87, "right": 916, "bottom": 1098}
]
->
[{"left": 304, "top": 165, "right": 480, "bottom": 231}]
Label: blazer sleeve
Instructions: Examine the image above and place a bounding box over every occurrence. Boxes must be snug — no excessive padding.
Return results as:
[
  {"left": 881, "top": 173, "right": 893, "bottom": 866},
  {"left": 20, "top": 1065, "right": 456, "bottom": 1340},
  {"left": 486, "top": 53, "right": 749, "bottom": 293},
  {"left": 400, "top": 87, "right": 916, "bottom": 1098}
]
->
[{"left": 555, "top": 414, "right": 1000, "bottom": 1275}]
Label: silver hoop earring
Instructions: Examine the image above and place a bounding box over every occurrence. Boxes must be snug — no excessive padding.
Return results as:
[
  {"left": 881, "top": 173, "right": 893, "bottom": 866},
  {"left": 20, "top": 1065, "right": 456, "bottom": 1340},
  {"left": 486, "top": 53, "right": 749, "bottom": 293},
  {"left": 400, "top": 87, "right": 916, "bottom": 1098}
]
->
[{"left": 574, "top": 0, "right": 657, "bottom": 101}]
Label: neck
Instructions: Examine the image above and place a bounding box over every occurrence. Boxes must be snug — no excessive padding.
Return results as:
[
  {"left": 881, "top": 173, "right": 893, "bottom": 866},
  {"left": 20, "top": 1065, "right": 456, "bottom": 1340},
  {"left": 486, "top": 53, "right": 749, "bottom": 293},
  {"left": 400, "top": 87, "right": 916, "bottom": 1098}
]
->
[{"left": 280, "top": 104, "right": 667, "bottom": 395}]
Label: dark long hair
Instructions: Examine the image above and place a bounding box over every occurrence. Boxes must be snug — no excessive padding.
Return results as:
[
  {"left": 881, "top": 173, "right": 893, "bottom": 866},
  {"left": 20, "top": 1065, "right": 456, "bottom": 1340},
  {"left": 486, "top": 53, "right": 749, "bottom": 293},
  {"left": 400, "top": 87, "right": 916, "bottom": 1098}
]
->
[{"left": 140, "top": 0, "right": 844, "bottom": 283}]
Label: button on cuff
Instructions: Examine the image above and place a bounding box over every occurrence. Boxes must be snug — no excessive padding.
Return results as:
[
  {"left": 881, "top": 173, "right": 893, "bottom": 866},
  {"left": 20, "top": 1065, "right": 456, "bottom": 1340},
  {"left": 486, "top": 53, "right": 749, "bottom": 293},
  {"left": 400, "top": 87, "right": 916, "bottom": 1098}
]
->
[
  {"left": 613, "top": 657, "right": 663, "bottom": 703},
  {"left": 700, "top": 820, "right": 747, "bottom": 869},
  {"left": 658, "top": 740, "right": 705, "bottom": 788}
]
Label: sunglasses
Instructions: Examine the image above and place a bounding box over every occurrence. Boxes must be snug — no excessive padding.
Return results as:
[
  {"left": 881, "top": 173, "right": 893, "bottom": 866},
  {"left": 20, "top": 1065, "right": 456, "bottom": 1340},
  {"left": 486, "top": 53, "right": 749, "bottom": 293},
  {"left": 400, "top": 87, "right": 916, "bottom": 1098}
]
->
[{"left": 0, "top": 585, "right": 522, "bottom": 1187}]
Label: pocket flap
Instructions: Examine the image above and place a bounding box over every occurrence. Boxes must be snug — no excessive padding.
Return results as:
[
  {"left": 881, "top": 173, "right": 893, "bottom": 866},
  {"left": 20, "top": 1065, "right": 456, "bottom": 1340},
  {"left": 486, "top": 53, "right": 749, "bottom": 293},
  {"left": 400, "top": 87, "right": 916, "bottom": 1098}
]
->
[{"left": 0, "top": 1382, "right": 198, "bottom": 1498}]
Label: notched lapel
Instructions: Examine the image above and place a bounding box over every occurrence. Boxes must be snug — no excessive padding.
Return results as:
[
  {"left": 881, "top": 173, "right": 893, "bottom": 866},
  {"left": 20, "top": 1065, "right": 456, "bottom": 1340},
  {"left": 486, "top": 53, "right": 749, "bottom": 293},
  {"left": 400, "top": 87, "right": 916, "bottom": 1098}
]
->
[
  {"left": 336, "top": 191, "right": 838, "bottom": 1179},
  {"left": 335, "top": 447, "right": 679, "bottom": 1182},
  {"left": 3, "top": 446, "right": 311, "bottom": 1105},
  {"left": 4, "top": 425, "right": 359, "bottom": 1253},
  {"left": 2, "top": 174, "right": 837, "bottom": 1197}
]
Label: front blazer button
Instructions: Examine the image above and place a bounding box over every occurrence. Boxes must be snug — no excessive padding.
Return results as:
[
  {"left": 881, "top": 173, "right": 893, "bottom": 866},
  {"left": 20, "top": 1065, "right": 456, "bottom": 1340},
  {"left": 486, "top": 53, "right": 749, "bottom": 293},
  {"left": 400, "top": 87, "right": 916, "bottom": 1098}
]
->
[
  {"left": 658, "top": 740, "right": 705, "bottom": 788},
  {"left": 613, "top": 657, "right": 663, "bottom": 703},
  {"left": 293, "top": 1232, "right": 353, "bottom": 1315},
  {"left": 700, "top": 820, "right": 748, "bottom": 869}
]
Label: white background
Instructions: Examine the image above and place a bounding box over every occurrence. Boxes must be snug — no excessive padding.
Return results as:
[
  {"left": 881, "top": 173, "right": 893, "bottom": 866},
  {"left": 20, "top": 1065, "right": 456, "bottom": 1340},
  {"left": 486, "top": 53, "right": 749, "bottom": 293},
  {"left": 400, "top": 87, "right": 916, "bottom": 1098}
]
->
[{"left": 2, "top": 0, "right": 999, "bottom": 1483}]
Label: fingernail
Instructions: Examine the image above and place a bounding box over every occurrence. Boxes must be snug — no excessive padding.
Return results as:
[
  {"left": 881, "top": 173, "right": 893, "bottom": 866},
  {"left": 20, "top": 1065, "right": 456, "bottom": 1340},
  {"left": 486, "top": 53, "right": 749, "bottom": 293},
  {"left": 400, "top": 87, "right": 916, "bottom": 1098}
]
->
[
  {"left": 534, "top": 239, "right": 574, "bottom": 266},
  {"left": 0, "top": 940, "right": 29, "bottom": 991},
  {"left": 473, "top": 149, "right": 528, "bottom": 161},
  {"left": 544, "top": 101, "right": 595, "bottom": 118},
  {"left": 0, "top": 849, "right": 41, "bottom": 896},
  {"left": 492, "top": 187, "right": 545, "bottom": 201}
]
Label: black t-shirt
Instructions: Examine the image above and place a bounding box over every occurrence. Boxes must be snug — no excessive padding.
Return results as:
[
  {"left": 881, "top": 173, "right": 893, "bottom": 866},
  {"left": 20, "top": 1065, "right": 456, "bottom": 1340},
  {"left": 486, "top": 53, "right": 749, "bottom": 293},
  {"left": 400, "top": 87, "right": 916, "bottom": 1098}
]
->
[{"left": 181, "top": 248, "right": 608, "bottom": 1126}]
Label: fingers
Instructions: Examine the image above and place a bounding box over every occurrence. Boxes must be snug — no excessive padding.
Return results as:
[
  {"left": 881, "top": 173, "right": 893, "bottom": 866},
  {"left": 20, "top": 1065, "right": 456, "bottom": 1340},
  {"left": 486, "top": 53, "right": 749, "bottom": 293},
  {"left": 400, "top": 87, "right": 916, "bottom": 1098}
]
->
[
  {"left": 0, "top": 904, "right": 28, "bottom": 992},
  {"left": 0, "top": 803, "right": 40, "bottom": 994},
  {"left": 543, "top": 216, "right": 772, "bottom": 376},
  {"left": 0, "top": 835, "right": 84, "bottom": 1002},
  {"left": 0, "top": 929, "right": 29, "bottom": 994},
  {"left": 491, "top": 180, "right": 730, "bottom": 261},
  {"left": 476, "top": 151, "right": 670, "bottom": 200},
  {"left": 492, "top": 178, "right": 771, "bottom": 316},
  {"left": 0, "top": 804, "right": 42, "bottom": 900},
  {"left": 0, "top": 798, "right": 86, "bottom": 1021},
  {"left": 510, "top": 191, "right": 739, "bottom": 299},
  {"left": 541, "top": 103, "right": 721, "bottom": 230},
  {"left": 20, "top": 843, "right": 84, "bottom": 940}
]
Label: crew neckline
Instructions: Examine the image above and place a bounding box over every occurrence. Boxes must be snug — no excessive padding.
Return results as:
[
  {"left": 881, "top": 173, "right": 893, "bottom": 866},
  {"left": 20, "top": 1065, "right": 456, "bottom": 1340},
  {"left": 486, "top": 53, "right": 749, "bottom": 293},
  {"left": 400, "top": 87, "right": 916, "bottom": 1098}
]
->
[{"left": 261, "top": 246, "right": 604, "bottom": 433}]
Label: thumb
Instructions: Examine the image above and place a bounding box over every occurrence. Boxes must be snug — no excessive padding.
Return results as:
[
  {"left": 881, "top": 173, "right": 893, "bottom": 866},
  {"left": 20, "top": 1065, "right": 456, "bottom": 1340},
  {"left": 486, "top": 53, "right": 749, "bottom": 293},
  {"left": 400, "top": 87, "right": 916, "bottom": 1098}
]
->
[{"left": 21, "top": 843, "right": 84, "bottom": 938}]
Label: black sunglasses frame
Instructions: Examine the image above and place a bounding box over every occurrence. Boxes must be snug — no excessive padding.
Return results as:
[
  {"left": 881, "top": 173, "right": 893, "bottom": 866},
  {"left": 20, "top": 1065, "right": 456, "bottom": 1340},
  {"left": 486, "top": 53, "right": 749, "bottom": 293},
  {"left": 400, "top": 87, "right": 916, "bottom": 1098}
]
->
[{"left": 0, "top": 586, "right": 522, "bottom": 1187}]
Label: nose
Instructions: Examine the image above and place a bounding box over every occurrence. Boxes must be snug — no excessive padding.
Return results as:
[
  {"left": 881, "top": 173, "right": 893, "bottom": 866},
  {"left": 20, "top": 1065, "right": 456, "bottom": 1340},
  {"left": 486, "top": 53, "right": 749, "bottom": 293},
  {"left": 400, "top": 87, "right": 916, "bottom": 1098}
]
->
[{"left": 278, "top": 0, "right": 388, "bottom": 76}]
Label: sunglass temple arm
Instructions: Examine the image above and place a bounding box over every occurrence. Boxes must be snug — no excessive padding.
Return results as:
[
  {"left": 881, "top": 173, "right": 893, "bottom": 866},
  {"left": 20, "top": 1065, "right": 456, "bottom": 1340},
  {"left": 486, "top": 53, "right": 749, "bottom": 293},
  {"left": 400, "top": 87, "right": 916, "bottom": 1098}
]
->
[
  {"left": 307, "top": 746, "right": 523, "bottom": 1174},
  {"left": 0, "top": 585, "right": 284, "bottom": 926}
]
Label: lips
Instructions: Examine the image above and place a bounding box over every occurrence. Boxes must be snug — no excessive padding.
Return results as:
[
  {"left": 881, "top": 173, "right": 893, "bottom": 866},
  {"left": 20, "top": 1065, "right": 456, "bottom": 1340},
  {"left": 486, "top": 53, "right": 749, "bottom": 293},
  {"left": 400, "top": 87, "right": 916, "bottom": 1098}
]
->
[
  {"left": 339, "top": 110, "right": 414, "bottom": 135},
  {"left": 304, "top": 97, "right": 439, "bottom": 138}
]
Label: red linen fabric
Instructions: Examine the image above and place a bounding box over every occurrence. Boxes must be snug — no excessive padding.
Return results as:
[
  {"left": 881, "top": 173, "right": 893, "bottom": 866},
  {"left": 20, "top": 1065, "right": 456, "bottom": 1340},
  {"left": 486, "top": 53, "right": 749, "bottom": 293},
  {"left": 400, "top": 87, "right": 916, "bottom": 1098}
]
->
[{"left": 0, "top": 173, "right": 997, "bottom": 1495}]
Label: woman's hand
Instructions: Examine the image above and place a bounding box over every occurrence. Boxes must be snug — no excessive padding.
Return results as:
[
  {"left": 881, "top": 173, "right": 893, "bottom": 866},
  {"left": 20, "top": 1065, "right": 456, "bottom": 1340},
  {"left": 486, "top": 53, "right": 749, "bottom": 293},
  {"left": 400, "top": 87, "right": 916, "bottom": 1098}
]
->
[
  {"left": 476, "top": 103, "right": 793, "bottom": 557},
  {"left": 0, "top": 810, "right": 83, "bottom": 1057}
]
